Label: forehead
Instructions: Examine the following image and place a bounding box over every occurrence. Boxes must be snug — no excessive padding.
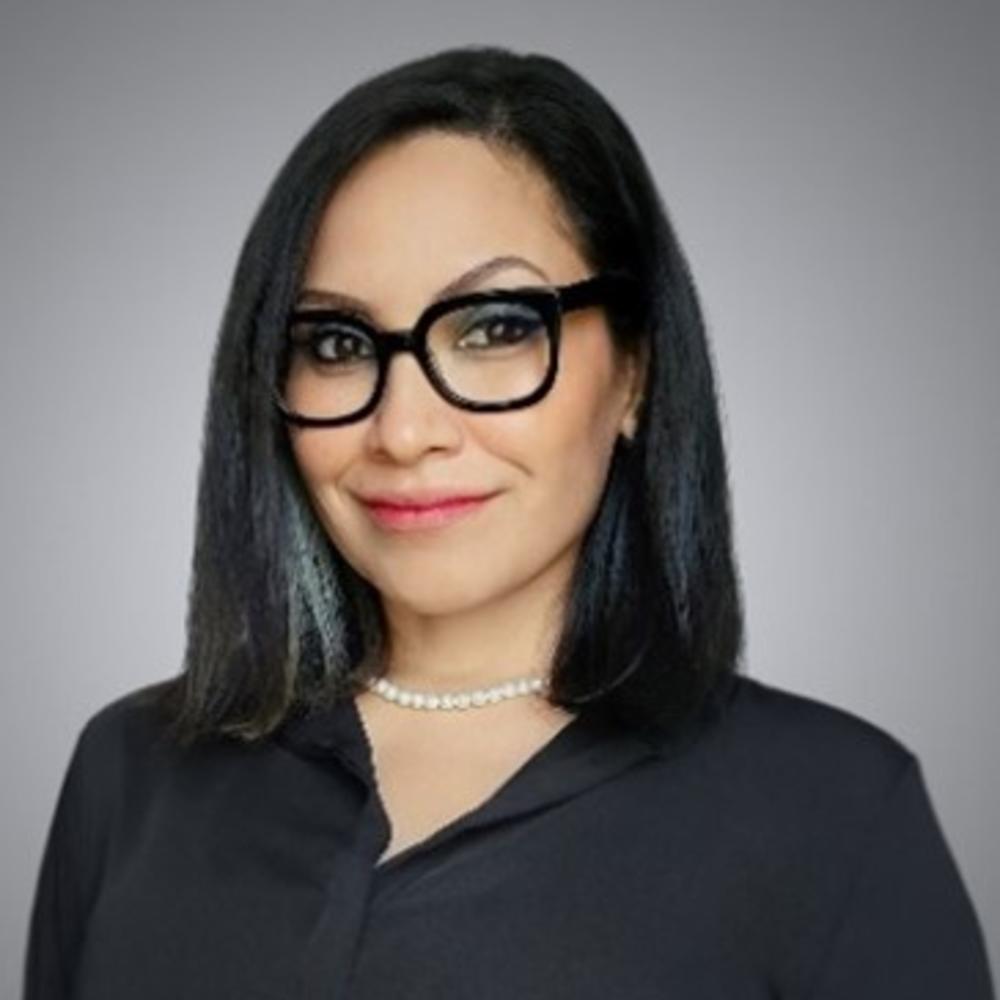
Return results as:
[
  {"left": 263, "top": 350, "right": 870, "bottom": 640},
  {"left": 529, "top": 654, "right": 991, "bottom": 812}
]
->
[{"left": 301, "top": 131, "right": 587, "bottom": 324}]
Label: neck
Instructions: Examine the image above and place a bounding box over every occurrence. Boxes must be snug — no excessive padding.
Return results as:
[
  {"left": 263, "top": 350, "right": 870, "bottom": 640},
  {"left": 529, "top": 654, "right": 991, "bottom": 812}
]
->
[{"left": 374, "top": 563, "right": 570, "bottom": 693}]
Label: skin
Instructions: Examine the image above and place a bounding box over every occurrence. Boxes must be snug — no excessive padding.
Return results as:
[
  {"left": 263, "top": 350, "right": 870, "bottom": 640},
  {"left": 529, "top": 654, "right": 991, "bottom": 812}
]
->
[
  {"left": 291, "top": 126, "right": 644, "bottom": 691},
  {"left": 287, "top": 130, "right": 645, "bottom": 857}
]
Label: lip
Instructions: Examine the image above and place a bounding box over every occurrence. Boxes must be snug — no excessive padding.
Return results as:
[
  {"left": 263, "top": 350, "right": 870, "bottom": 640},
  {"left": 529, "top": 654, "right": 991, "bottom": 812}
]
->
[{"left": 358, "top": 491, "right": 499, "bottom": 532}]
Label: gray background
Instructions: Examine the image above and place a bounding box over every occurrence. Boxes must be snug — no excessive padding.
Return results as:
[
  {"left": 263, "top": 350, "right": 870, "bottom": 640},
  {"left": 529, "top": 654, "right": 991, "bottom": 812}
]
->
[{"left": 2, "top": 0, "right": 997, "bottom": 989}]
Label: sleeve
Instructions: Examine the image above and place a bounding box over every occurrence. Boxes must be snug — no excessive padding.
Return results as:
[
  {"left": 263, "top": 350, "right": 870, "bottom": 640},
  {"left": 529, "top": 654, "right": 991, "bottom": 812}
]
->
[
  {"left": 803, "top": 754, "right": 995, "bottom": 1000},
  {"left": 21, "top": 722, "right": 109, "bottom": 1000}
]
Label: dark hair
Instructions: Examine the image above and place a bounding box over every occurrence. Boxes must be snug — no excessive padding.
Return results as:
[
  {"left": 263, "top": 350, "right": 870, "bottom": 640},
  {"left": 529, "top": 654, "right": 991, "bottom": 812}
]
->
[{"left": 149, "top": 43, "right": 746, "bottom": 749}]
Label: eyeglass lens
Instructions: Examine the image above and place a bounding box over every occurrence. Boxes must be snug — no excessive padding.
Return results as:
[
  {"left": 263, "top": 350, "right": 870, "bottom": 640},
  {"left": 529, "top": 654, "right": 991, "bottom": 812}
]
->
[{"left": 279, "top": 296, "right": 552, "bottom": 420}]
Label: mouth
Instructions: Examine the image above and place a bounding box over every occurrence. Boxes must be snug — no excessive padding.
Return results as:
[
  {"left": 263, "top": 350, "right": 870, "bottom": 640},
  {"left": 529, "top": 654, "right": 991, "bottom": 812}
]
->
[{"left": 359, "top": 493, "right": 499, "bottom": 533}]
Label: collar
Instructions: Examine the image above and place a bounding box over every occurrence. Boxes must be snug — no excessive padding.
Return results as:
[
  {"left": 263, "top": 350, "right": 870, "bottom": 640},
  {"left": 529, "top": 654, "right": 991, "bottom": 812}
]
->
[{"left": 270, "top": 670, "right": 742, "bottom": 796}]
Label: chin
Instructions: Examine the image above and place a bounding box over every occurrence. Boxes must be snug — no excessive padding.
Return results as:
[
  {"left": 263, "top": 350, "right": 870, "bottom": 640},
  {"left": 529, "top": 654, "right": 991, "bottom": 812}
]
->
[{"left": 376, "top": 573, "right": 502, "bottom": 617}]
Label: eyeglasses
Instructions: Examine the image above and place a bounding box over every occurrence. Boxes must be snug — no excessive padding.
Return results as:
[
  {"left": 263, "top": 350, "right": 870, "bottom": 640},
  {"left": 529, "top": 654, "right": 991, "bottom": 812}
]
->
[{"left": 269, "top": 271, "right": 639, "bottom": 427}]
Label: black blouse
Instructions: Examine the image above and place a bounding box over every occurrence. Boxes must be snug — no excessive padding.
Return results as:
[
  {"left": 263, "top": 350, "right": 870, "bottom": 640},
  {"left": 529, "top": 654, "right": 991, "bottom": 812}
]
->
[{"left": 22, "top": 672, "right": 994, "bottom": 999}]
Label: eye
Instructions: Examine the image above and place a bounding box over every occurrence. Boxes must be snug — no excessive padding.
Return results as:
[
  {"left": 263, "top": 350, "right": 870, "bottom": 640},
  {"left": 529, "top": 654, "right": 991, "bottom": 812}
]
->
[
  {"left": 454, "top": 306, "right": 546, "bottom": 351},
  {"left": 290, "top": 316, "right": 376, "bottom": 366}
]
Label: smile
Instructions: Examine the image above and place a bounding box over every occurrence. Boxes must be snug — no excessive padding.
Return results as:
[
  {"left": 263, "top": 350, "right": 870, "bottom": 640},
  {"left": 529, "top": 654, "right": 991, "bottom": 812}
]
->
[{"left": 360, "top": 495, "right": 497, "bottom": 532}]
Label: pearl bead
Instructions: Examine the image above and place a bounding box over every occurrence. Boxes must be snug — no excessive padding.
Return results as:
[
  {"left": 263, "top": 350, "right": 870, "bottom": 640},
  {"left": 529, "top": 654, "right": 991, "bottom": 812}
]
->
[{"left": 363, "top": 672, "right": 550, "bottom": 710}]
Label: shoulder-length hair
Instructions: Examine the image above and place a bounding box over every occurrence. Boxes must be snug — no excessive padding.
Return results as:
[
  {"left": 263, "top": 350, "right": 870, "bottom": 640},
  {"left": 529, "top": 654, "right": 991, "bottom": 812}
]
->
[{"left": 150, "top": 44, "right": 746, "bottom": 749}]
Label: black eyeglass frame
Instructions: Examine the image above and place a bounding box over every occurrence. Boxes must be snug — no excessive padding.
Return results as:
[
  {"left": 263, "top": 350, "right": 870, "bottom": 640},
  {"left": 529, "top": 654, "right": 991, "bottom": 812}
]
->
[{"left": 269, "top": 270, "right": 640, "bottom": 428}]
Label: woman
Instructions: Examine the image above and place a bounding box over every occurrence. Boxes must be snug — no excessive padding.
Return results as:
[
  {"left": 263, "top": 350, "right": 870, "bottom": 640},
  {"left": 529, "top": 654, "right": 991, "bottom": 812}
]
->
[{"left": 22, "top": 45, "right": 993, "bottom": 1000}]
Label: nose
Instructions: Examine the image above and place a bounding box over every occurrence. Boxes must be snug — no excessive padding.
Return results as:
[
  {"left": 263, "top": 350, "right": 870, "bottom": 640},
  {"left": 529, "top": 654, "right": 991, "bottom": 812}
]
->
[{"left": 364, "top": 348, "right": 464, "bottom": 463}]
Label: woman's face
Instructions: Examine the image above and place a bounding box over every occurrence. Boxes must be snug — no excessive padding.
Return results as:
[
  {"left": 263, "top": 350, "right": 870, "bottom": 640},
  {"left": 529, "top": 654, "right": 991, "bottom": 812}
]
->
[{"left": 289, "top": 130, "right": 643, "bottom": 619}]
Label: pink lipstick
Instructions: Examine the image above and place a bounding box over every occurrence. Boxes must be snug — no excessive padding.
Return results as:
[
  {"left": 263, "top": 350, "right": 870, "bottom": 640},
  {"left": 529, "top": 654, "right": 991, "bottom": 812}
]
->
[{"left": 359, "top": 493, "right": 498, "bottom": 532}]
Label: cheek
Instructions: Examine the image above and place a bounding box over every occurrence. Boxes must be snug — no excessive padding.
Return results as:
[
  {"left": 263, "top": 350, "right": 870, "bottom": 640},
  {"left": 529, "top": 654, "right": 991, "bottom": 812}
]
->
[
  {"left": 538, "top": 333, "right": 623, "bottom": 481},
  {"left": 287, "top": 431, "right": 357, "bottom": 534},
  {"left": 495, "top": 354, "right": 623, "bottom": 543},
  {"left": 288, "top": 424, "right": 362, "bottom": 481},
  {"left": 523, "top": 413, "right": 617, "bottom": 533}
]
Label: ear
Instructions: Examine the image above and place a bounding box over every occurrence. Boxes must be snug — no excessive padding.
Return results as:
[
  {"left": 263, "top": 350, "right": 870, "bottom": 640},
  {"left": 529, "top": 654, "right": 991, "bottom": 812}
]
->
[{"left": 618, "top": 337, "right": 650, "bottom": 442}]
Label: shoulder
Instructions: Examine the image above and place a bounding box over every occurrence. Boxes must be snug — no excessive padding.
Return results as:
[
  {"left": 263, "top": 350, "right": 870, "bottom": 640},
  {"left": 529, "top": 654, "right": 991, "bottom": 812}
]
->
[
  {"left": 699, "top": 677, "right": 991, "bottom": 996},
  {"left": 41, "top": 679, "right": 183, "bottom": 861},
  {"left": 724, "top": 672, "right": 917, "bottom": 768},
  {"left": 79, "top": 677, "right": 176, "bottom": 745},
  {"left": 699, "top": 672, "right": 921, "bottom": 829},
  {"left": 69, "top": 677, "right": 183, "bottom": 785}
]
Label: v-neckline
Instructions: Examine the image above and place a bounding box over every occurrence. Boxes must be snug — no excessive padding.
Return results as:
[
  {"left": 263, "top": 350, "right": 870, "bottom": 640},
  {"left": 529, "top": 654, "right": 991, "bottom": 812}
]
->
[
  {"left": 270, "top": 678, "right": 740, "bottom": 880},
  {"left": 361, "top": 703, "right": 589, "bottom": 873}
]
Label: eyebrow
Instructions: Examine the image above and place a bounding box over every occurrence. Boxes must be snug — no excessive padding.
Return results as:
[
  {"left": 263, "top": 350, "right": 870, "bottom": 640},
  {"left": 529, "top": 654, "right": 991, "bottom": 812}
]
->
[{"left": 294, "top": 255, "right": 551, "bottom": 318}]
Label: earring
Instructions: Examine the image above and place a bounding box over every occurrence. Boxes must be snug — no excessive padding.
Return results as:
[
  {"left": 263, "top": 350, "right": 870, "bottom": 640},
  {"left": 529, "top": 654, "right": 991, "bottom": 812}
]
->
[{"left": 619, "top": 414, "right": 637, "bottom": 445}]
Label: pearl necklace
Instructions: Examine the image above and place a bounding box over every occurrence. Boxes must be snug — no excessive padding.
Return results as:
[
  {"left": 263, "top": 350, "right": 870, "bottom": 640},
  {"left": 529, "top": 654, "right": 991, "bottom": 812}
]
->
[{"left": 363, "top": 673, "right": 549, "bottom": 710}]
